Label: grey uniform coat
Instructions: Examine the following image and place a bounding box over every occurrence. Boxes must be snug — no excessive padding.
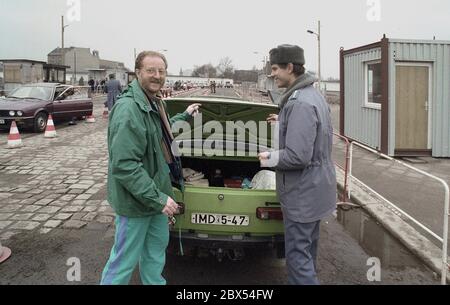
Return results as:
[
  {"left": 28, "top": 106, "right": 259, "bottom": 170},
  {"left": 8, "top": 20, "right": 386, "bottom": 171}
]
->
[
  {"left": 270, "top": 81, "right": 336, "bottom": 223},
  {"left": 105, "top": 79, "right": 122, "bottom": 110}
]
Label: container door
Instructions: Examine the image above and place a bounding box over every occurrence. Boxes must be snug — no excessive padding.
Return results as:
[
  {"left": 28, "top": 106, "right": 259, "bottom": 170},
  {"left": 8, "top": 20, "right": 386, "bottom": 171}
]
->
[{"left": 395, "top": 64, "right": 432, "bottom": 155}]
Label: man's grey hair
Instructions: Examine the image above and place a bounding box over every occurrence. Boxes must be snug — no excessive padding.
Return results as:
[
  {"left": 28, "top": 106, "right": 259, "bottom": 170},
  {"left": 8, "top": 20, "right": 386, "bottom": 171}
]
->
[{"left": 135, "top": 51, "right": 168, "bottom": 71}]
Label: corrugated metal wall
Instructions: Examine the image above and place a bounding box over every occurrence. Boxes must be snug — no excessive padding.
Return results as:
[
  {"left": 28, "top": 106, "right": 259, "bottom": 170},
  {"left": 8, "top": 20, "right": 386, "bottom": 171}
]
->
[
  {"left": 344, "top": 48, "right": 382, "bottom": 149},
  {"left": 21, "top": 63, "right": 44, "bottom": 83},
  {"left": 389, "top": 40, "right": 450, "bottom": 157}
]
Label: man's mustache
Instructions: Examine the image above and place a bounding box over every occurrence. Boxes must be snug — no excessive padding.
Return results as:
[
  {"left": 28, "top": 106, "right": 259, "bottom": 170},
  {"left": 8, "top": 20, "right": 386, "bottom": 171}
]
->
[{"left": 149, "top": 78, "right": 163, "bottom": 84}]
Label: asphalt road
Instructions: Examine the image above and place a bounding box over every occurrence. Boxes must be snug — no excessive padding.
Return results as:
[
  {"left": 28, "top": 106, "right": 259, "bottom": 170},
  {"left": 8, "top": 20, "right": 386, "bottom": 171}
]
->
[{"left": 0, "top": 213, "right": 438, "bottom": 285}]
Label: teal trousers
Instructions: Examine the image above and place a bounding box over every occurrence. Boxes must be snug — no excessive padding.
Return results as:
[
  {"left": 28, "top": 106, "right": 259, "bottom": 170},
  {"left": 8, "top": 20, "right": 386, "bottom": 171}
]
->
[{"left": 100, "top": 214, "right": 169, "bottom": 285}]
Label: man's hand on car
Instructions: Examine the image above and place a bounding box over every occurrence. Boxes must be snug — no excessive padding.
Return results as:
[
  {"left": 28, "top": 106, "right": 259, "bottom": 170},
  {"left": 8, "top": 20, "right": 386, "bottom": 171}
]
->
[
  {"left": 162, "top": 197, "right": 179, "bottom": 217},
  {"left": 258, "top": 151, "right": 271, "bottom": 160},
  {"left": 186, "top": 103, "right": 202, "bottom": 117}
]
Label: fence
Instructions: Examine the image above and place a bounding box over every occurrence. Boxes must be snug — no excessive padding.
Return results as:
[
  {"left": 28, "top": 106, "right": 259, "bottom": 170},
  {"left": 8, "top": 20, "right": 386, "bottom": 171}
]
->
[{"left": 337, "top": 138, "right": 449, "bottom": 284}]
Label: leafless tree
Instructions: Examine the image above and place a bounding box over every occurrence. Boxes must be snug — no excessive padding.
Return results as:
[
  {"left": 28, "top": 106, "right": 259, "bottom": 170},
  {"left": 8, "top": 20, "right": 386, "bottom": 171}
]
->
[
  {"left": 217, "top": 57, "right": 234, "bottom": 78},
  {"left": 192, "top": 64, "right": 217, "bottom": 78}
]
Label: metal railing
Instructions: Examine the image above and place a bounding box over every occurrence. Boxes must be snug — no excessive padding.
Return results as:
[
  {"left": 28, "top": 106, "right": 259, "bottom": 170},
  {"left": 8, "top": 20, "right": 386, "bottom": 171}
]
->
[
  {"left": 333, "top": 132, "right": 351, "bottom": 203},
  {"left": 346, "top": 140, "right": 449, "bottom": 285}
]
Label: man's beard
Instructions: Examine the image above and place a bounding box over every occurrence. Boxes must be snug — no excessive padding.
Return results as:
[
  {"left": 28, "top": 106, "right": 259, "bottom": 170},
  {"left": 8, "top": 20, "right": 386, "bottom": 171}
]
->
[{"left": 143, "top": 79, "right": 164, "bottom": 94}]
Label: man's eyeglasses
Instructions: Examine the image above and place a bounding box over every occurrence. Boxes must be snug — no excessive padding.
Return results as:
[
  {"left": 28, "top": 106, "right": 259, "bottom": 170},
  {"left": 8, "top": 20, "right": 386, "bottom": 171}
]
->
[{"left": 145, "top": 68, "right": 167, "bottom": 76}]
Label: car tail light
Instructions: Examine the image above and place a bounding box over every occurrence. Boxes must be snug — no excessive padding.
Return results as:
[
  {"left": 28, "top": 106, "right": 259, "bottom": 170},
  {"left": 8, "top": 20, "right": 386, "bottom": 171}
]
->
[
  {"left": 175, "top": 202, "right": 185, "bottom": 215},
  {"left": 256, "top": 207, "right": 283, "bottom": 220}
]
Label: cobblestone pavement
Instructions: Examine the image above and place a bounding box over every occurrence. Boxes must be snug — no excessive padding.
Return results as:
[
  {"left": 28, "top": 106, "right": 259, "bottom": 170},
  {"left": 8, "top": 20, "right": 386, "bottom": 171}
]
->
[
  {"left": 0, "top": 89, "right": 226, "bottom": 240},
  {"left": 0, "top": 96, "right": 114, "bottom": 240}
]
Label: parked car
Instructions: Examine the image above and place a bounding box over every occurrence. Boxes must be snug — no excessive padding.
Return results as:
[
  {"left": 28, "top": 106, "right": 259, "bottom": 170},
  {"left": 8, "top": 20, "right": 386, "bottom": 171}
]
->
[
  {"left": 165, "top": 96, "right": 284, "bottom": 261},
  {"left": 173, "top": 81, "right": 183, "bottom": 91},
  {"left": 0, "top": 83, "right": 93, "bottom": 132}
]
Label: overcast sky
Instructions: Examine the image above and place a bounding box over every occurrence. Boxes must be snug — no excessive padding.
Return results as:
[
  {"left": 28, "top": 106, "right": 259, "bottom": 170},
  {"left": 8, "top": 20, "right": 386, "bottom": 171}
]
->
[{"left": 0, "top": 0, "right": 449, "bottom": 78}]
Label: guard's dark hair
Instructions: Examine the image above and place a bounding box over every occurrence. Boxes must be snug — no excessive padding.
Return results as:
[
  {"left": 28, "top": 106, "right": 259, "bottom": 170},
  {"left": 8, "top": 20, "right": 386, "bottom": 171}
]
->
[{"left": 277, "top": 63, "right": 305, "bottom": 77}]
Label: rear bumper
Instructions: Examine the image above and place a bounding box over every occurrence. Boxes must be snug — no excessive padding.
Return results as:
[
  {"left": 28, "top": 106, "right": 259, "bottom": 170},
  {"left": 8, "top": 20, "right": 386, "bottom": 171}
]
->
[{"left": 169, "top": 231, "right": 284, "bottom": 249}]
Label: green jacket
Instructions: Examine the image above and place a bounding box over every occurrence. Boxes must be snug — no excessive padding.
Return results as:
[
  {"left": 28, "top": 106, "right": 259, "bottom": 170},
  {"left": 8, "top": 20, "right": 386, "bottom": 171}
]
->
[{"left": 107, "top": 79, "right": 191, "bottom": 217}]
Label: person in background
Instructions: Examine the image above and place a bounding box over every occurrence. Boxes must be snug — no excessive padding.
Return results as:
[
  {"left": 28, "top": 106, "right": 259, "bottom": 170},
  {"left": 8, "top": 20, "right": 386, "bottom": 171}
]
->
[
  {"left": 105, "top": 74, "right": 122, "bottom": 111},
  {"left": 88, "top": 78, "right": 95, "bottom": 93}
]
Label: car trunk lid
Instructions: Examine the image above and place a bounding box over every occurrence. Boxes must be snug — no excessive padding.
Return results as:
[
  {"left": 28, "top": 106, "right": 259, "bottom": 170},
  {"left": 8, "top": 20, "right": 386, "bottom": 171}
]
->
[{"left": 165, "top": 96, "right": 279, "bottom": 147}]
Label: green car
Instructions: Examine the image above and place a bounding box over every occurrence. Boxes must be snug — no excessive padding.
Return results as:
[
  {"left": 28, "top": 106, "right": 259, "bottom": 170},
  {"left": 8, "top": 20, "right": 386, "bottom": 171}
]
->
[{"left": 165, "top": 96, "right": 284, "bottom": 261}]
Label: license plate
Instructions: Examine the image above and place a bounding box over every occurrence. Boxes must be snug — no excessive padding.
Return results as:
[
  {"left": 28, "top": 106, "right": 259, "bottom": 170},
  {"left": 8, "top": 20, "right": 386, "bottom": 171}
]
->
[
  {"left": 0, "top": 119, "right": 4, "bottom": 124},
  {"left": 191, "top": 213, "right": 250, "bottom": 226}
]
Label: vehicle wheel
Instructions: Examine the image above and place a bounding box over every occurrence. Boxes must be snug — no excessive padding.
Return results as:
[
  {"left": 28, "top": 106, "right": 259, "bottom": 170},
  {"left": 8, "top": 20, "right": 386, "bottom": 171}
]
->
[{"left": 34, "top": 112, "right": 48, "bottom": 133}]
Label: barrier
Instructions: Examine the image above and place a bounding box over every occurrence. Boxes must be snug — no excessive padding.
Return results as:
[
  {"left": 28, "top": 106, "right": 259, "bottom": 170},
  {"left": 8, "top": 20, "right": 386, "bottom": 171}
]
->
[
  {"left": 333, "top": 132, "right": 351, "bottom": 203},
  {"left": 348, "top": 141, "right": 449, "bottom": 284}
]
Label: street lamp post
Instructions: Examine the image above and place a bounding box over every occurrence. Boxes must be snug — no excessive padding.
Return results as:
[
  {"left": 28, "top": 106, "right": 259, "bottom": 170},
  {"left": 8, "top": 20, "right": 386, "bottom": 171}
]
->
[
  {"left": 263, "top": 55, "right": 268, "bottom": 75},
  {"left": 73, "top": 51, "right": 77, "bottom": 85},
  {"left": 253, "top": 51, "right": 266, "bottom": 71},
  {"left": 253, "top": 51, "right": 266, "bottom": 92},
  {"left": 307, "top": 20, "right": 321, "bottom": 91},
  {"left": 61, "top": 15, "right": 70, "bottom": 49}
]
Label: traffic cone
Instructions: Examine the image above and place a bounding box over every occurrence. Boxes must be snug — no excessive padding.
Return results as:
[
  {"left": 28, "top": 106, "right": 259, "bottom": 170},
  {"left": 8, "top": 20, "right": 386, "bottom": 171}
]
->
[
  {"left": 44, "top": 115, "right": 57, "bottom": 138},
  {"left": 86, "top": 114, "right": 96, "bottom": 123},
  {"left": 102, "top": 107, "right": 109, "bottom": 119},
  {"left": 7, "top": 121, "right": 23, "bottom": 149},
  {"left": 0, "top": 241, "right": 11, "bottom": 264}
]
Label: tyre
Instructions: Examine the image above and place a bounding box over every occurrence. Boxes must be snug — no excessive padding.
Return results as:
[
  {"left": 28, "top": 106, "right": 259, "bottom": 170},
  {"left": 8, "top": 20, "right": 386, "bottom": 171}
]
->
[{"left": 33, "top": 112, "right": 48, "bottom": 133}]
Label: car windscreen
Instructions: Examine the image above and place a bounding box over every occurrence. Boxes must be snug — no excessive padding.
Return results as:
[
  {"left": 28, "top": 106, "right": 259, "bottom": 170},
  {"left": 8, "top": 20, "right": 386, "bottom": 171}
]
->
[
  {"left": 55, "top": 86, "right": 91, "bottom": 101},
  {"left": 8, "top": 86, "right": 53, "bottom": 101}
]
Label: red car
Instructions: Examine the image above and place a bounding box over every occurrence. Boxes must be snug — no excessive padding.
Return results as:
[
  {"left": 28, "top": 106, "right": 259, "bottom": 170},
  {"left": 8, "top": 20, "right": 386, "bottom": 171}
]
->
[{"left": 0, "top": 83, "right": 93, "bottom": 132}]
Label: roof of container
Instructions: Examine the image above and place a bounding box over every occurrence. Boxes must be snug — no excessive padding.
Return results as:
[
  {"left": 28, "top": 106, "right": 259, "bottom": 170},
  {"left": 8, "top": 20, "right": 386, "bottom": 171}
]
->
[
  {"left": 389, "top": 38, "right": 450, "bottom": 44},
  {"left": 0, "top": 59, "right": 47, "bottom": 64}
]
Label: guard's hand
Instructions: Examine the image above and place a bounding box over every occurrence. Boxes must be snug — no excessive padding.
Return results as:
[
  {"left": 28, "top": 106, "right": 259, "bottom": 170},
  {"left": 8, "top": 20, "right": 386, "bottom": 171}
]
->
[
  {"left": 162, "top": 197, "right": 179, "bottom": 217},
  {"left": 258, "top": 151, "right": 271, "bottom": 161},
  {"left": 258, "top": 151, "right": 273, "bottom": 168},
  {"left": 266, "top": 114, "right": 279, "bottom": 124},
  {"left": 186, "top": 103, "right": 201, "bottom": 117}
]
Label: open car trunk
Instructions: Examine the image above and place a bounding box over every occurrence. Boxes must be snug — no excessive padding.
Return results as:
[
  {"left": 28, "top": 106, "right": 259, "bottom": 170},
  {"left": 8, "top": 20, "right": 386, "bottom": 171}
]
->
[
  {"left": 166, "top": 97, "right": 284, "bottom": 259},
  {"left": 166, "top": 96, "right": 283, "bottom": 245},
  {"left": 172, "top": 155, "right": 282, "bottom": 236},
  {"left": 180, "top": 156, "right": 262, "bottom": 189}
]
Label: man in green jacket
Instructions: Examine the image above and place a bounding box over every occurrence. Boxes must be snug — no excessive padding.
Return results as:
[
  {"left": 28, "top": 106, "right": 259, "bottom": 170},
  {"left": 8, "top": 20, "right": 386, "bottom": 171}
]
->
[{"left": 101, "top": 51, "right": 200, "bottom": 285}]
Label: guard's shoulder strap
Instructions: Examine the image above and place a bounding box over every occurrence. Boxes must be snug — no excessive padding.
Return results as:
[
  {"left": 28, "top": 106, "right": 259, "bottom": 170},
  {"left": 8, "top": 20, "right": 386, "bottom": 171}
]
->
[{"left": 291, "top": 90, "right": 300, "bottom": 99}]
